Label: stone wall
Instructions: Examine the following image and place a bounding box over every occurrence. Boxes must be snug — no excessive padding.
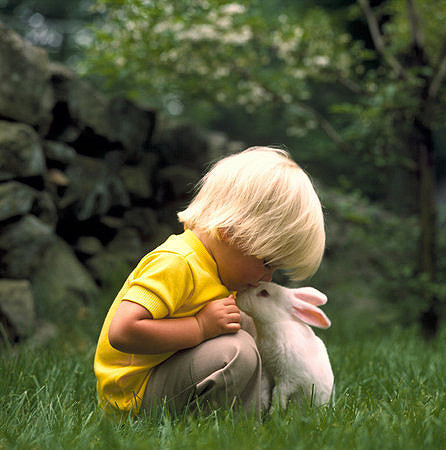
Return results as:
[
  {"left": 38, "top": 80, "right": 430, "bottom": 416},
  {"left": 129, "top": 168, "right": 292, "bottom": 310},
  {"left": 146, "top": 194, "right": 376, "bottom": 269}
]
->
[{"left": 0, "top": 22, "right": 242, "bottom": 345}]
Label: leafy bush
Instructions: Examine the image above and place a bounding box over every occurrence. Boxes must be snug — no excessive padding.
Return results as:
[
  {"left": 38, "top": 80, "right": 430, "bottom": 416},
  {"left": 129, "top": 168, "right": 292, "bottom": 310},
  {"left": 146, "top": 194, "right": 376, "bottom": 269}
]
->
[{"left": 310, "top": 186, "right": 446, "bottom": 328}]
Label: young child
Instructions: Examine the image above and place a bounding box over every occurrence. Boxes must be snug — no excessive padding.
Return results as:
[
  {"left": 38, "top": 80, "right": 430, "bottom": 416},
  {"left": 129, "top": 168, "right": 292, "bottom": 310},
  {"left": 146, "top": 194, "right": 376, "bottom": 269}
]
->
[{"left": 94, "top": 147, "right": 325, "bottom": 418}]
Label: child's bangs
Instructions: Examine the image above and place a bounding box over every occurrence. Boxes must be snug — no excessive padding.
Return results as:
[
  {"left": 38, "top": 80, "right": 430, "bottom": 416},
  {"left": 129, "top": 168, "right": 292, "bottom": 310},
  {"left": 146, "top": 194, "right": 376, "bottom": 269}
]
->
[{"left": 238, "top": 215, "right": 325, "bottom": 281}]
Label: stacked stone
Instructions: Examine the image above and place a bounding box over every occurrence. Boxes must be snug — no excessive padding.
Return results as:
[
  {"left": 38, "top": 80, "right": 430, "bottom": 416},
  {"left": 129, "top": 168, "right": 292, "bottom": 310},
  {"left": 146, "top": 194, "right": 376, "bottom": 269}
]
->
[{"left": 0, "top": 23, "right": 242, "bottom": 345}]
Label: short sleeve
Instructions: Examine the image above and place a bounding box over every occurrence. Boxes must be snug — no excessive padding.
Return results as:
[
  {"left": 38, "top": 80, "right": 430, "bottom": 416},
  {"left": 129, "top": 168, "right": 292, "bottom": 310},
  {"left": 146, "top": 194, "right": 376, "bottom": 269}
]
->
[{"left": 123, "top": 252, "right": 194, "bottom": 319}]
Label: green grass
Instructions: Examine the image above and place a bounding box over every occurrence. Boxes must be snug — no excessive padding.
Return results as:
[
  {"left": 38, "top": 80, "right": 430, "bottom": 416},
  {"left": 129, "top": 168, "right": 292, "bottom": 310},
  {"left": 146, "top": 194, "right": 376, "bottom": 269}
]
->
[{"left": 1, "top": 295, "right": 445, "bottom": 450}]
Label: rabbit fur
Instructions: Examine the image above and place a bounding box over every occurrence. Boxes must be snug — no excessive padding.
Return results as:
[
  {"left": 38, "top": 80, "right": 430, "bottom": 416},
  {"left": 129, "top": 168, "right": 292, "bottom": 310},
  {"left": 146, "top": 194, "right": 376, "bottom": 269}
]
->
[{"left": 236, "top": 281, "right": 334, "bottom": 411}]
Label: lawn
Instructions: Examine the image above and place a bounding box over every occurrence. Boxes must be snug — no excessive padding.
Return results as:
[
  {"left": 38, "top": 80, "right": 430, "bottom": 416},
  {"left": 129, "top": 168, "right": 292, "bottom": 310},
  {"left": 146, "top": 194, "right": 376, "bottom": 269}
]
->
[{"left": 1, "top": 293, "right": 445, "bottom": 450}]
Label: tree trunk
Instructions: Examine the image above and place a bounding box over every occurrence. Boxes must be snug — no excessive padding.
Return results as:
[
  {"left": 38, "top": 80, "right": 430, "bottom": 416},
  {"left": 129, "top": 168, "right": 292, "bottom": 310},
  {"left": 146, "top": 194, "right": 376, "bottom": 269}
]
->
[
  {"left": 414, "top": 116, "right": 439, "bottom": 338},
  {"left": 406, "top": 0, "right": 440, "bottom": 338}
]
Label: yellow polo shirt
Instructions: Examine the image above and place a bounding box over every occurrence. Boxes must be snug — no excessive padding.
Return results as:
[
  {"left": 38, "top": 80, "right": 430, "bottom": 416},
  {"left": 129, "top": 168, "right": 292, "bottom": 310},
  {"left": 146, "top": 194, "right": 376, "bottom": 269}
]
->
[{"left": 94, "top": 229, "right": 230, "bottom": 415}]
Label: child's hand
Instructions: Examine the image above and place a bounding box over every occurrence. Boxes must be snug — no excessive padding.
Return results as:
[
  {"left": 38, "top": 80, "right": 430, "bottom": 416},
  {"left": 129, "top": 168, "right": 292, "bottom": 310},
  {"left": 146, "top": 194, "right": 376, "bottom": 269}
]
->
[{"left": 195, "top": 295, "right": 241, "bottom": 341}]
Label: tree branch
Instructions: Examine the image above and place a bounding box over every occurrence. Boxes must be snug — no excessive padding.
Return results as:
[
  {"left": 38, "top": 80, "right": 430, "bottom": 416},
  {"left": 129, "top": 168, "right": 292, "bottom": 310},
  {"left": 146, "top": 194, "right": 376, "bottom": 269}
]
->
[
  {"left": 357, "top": 0, "right": 406, "bottom": 78},
  {"left": 407, "top": 0, "right": 425, "bottom": 55},
  {"left": 333, "top": 72, "right": 368, "bottom": 96},
  {"left": 232, "top": 64, "right": 356, "bottom": 154},
  {"left": 299, "top": 103, "right": 357, "bottom": 154},
  {"left": 429, "top": 40, "right": 446, "bottom": 99},
  {"left": 307, "top": 69, "right": 368, "bottom": 95}
]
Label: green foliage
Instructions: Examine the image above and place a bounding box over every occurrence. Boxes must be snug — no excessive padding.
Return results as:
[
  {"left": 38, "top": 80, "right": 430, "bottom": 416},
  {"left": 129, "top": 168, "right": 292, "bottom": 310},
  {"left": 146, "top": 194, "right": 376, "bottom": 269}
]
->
[
  {"left": 80, "top": 0, "right": 446, "bottom": 124},
  {"left": 78, "top": 0, "right": 446, "bottom": 208},
  {"left": 312, "top": 186, "right": 446, "bottom": 324},
  {"left": 80, "top": 0, "right": 361, "bottom": 113},
  {"left": 333, "top": 78, "right": 419, "bottom": 167},
  {"left": 381, "top": 0, "right": 446, "bottom": 60}
]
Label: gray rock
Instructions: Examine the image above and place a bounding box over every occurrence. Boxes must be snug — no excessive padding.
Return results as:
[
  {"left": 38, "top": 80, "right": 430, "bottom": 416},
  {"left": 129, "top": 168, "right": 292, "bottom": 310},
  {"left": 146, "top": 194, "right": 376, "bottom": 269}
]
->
[
  {"left": 84, "top": 226, "right": 143, "bottom": 285},
  {"left": 50, "top": 63, "right": 156, "bottom": 157},
  {"left": 0, "top": 181, "right": 36, "bottom": 221},
  {"left": 0, "top": 181, "right": 57, "bottom": 227},
  {"left": 0, "top": 279, "right": 36, "bottom": 341},
  {"left": 120, "top": 165, "right": 153, "bottom": 199},
  {"left": 0, "top": 121, "right": 46, "bottom": 181},
  {"left": 86, "top": 250, "right": 134, "bottom": 286},
  {"left": 151, "top": 118, "right": 209, "bottom": 168},
  {"left": 158, "top": 165, "right": 200, "bottom": 201},
  {"left": 43, "top": 140, "right": 76, "bottom": 165},
  {"left": 141, "top": 152, "right": 159, "bottom": 173},
  {"left": 31, "top": 237, "right": 99, "bottom": 314},
  {"left": 123, "top": 207, "right": 159, "bottom": 238},
  {"left": 31, "top": 319, "right": 58, "bottom": 348},
  {"left": 107, "top": 97, "right": 156, "bottom": 159},
  {"left": 99, "top": 215, "right": 124, "bottom": 231},
  {"left": 0, "top": 215, "right": 55, "bottom": 278},
  {"left": 45, "top": 168, "right": 69, "bottom": 188},
  {"left": 107, "top": 227, "right": 144, "bottom": 263},
  {"left": 33, "top": 191, "right": 58, "bottom": 228},
  {"left": 0, "top": 23, "right": 54, "bottom": 135},
  {"left": 60, "top": 154, "right": 130, "bottom": 220},
  {"left": 76, "top": 236, "right": 104, "bottom": 257},
  {"left": 85, "top": 222, "right": 174, "bottom": 285},
  {"left": 142, "top": 222, "right": 175, "bottom": 250}
]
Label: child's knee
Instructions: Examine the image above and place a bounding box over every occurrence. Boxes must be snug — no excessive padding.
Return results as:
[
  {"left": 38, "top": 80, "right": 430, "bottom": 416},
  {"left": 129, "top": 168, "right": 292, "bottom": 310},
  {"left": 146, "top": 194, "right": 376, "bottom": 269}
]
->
[
  {"left": 197, "top": 330, "right": 261, "bottom": 390},
  {"left": 194, "top": 330, "right": 261, "bottom": 412},
  {"left": 213, "top": 330, "right": 259, "bottom": 369},
  {"left": 231, "top": 330, "right": 261, "bottom": 377}
]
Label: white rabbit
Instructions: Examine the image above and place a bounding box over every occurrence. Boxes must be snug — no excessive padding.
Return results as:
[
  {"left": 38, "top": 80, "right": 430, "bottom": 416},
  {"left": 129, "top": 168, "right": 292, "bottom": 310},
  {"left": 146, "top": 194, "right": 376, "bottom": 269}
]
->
[{"left": 236, "top": 281, "right": 334, "bottom": 411}]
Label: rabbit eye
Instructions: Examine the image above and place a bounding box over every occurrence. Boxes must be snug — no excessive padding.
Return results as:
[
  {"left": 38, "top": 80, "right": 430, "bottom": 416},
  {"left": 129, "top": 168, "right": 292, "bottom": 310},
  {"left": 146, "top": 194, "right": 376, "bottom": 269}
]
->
[{"left": 258, "top": 289, "right": 270, "bottom": 298}]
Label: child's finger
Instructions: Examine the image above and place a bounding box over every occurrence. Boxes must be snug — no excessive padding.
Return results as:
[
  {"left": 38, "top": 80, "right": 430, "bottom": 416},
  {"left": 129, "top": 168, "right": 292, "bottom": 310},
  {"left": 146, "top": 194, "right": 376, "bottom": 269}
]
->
[
  {"left": 225, "top": 322, "right": 241, "bottom": 333},
  {"left": 226, "top": 303, "right": 240, "bottom": 314},
  {"left": 227, "top": 310, "right": 241, "bottom": 322},
  {"left": 224, "top": 295, "right": 237, "bottom": 305}
]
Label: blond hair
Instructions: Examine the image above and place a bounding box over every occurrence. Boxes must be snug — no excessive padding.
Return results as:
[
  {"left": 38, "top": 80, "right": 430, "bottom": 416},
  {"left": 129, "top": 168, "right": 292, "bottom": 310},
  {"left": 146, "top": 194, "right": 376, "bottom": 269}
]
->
[{"left": 177, "top": 147, "right": 325, "bottom": 280}]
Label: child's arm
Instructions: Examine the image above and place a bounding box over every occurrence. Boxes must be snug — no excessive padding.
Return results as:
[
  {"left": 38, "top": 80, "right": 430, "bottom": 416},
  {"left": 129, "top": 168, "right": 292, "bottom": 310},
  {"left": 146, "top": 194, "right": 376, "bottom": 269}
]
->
[{"left": 108, "top": 295, "right": 240, "bottom": 354}]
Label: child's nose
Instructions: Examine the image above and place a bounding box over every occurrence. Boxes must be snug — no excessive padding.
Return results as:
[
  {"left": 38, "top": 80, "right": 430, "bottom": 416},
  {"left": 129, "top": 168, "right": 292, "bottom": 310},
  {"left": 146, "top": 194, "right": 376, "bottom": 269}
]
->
[{"left": 261, "top": 270, "right": 274, "bottom": 282}]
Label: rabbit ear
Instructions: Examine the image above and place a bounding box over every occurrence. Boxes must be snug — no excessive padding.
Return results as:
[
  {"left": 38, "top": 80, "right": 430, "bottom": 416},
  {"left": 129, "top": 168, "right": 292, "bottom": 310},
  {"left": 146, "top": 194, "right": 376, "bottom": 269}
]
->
[
  {"left": 291, "top": 298, "right": 331, "bottom": 329},
  {"left": 292, "top": 287, "right": 327, "bottom": 306}
]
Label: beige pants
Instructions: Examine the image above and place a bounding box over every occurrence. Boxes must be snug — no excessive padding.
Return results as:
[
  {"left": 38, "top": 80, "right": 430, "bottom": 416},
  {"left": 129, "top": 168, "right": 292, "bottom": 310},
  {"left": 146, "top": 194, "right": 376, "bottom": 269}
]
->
[{"left": 140, "top": 328, "right": 261, "bottom": 418}]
